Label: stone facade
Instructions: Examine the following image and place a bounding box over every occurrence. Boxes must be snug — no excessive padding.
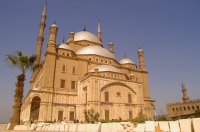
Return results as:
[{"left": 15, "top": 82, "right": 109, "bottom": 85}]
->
[
  {"left": 20, "top": 4, "right": 155, "bottom": 123},
  {"left": 166, "top": 83, "right": 200, "bottom": 119}
]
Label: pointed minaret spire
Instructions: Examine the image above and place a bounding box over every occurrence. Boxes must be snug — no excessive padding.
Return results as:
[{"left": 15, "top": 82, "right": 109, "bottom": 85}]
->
[
  {"left": 83, "top": 26, "right": 86, "bottom": 31},
  {"left": 182, "top": 83, "right": 190, "bottom": 103},
  {"left": 63, "top": 37, "right": 65, "bottom": 43},
  {"left": 98, "top": 19, "right": 102, "bottom": 42},
  {"left": 35, "top": 2, "right": 47, "bottom": 64},
  {"left": 42, "top": 2, "right": 47, "bottom": 16}
]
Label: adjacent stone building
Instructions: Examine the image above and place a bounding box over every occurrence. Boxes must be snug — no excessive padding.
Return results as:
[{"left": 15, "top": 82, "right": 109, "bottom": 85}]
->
[
  {"left": 166, "top": 83, "right": 200, "bottom": 119},
  {"left": 20, "top": 3, "right": 155, "bottom": 123}
]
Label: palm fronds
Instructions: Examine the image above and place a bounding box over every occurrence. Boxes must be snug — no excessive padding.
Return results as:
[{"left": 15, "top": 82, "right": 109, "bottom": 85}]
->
[{"left": 5, "top": 50, "right": 42, "bottom": 74}]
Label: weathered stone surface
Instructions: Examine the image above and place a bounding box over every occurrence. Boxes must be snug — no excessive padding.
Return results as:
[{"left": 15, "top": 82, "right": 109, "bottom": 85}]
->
[
  {"left": 158, "top": 121, "right": 170, "bottom": 132},
  {"left": 192, "top": 118, "right": 200, "bottom": 132},
  {"left": 169, "top": 121, "right": 180, "bottom": 132},
  {"left": 145, "top": 121, "right": 155, "bottom": 132},
  {"left": 179, "top": 119, "right": 192, "bottom": 132},
  {"left": 132, "top": 123, "right": 145, "bottom": 132}
]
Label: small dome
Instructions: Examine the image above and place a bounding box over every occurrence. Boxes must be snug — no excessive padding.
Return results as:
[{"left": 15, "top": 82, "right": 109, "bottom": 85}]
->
[
  {"left": 76, "top": 46, "right": 115, "bottom": 59},
  {"left": 119, "top": 58, "right": 135, "bottom": 64},
  {"left": 138, "top": 48, "right": 143, "bottom": 52},
  {"left": 88, "top": 65, "right": 122, "bottom": 73},
  {"left": 51, "top": 24, "right": 57, "bottom": 27},
  {"left": 74, "top": 31, "right": 102, "bottom": 44},
  {"left": 57, "top": 43, "right": 72, "bottom": 50}
]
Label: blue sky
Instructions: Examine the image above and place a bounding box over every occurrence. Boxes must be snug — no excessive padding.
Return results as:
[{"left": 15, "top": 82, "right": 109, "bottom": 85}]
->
[{"left": 0, "top": 1, "right": 200, "bottom": 122}]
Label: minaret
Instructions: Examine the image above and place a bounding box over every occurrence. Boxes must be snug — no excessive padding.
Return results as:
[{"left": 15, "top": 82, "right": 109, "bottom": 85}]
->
[
  {"left": 138, "top": 47, "right": 147, "bottom": 71},
  {"left": 35, "top": 2, "right": 47, "bottom": 64},
  {"left": 109, "top": 41, "right": 114, "bottom": 53},
  {"left": 182, "top": 83, "right": 189, "bottom": 103},
  {"left": 47, "top": 22, "right": 58, "bottom": 53},
  {"left": 97, "top": 20, "right": 102, "bottom": 42},
  {"left": 69, "top": 31, "right": 74, "bottom": 42}
]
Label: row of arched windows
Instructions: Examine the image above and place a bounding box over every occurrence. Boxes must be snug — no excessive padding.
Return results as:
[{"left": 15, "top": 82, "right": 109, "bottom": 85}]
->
[
  {"left": 61, "top": 65, "right": 76, "bottom": 74},
  {"left": 172, "top": 105, "right": 199, "bottom": 112},
  {"left": 104, "top": 92, "right": 132, "bottom": 103}
]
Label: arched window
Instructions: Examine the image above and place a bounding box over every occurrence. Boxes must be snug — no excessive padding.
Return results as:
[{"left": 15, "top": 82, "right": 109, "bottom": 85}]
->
[
  {"left": 30, "top": 96, "right": 41, "bottom": 121},
  {"left": 61, "top": 65, "right": 66, "bottom": 72},
  {"left": 128, "top": 93, "right": 132, "bottom": 103},
  {"left": 60, "top": 79, "right": 65, "bottom": 88},
  {"left": 192, "top": 106, "right": 195, "bottom": 110},
  {"left": 104, "top": 107, "right": 109, "bottom": 120},
  {"left": 105, "top": 92, "right": 109, "bottom": 102},
  {"left": 58, "top": 108, "right": 63, "bottom": 121},
  {"left": 197, "top": 106, "right": 199, "bottom": 110},
  {"left": 72, "top": 67, "right": 76, "bottom": 74},
  {"left": 129, "top": 110, "right": 133, "bottom": 119},
  {"left": 184, "top": 107, "right": 186, "bottom": 111},
  {"left": 69, "top": 108, "right": 75, "bottom": 121}
]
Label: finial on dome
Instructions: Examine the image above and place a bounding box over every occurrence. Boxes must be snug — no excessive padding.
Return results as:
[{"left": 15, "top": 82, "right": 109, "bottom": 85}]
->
[
  {"left": 124, "top": 53, "right": 126, "bottom": 58},
  {"left": 83, "top": 26, "right": 86, "bottom": 31},
  {"left": 54, "top": 21, "right": 56, "bottom": 24},
  {"left": 138, "top": 46, "right": 143, "bottom": 51},
  {"left": 62, "top": 37, "right": 65, "bottom": 43}
]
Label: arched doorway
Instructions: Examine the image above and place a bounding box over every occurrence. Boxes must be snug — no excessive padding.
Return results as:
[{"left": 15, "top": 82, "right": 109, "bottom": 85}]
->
[{"left": 30, "top": 96, "right": 41, "bottom": 122}]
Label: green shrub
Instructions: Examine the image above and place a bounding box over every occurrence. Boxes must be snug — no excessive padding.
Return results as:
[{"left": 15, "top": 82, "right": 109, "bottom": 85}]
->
[{"left": 84, "top": 108, "right": 100, "bottom": 123}]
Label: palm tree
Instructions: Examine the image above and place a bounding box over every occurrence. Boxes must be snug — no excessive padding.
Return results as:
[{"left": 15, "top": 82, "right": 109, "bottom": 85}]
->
[{"left": 5, "top": 50, "right": 41, "bottom": 130}]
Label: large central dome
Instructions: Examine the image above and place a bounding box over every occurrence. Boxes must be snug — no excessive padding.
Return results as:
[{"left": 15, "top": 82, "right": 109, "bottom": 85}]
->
[
  {"left": 88, "top": 65, "right": 122, "bottom": 73},
  {"left": 76, "top": 46, "right": 115, "bottom": 59},
  {"left": 74, "top": 31, "right": 102, "bottom": 44}
]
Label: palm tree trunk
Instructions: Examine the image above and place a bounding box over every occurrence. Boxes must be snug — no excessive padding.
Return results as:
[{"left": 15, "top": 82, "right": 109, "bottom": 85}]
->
[{"left": 9, "top": 74, "right": 25, "bottom": 130}]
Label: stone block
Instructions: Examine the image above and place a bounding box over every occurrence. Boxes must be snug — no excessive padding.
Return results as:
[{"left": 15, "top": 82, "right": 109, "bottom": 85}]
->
[
  {"left": 179, "top": 119, "right": 192, "bottom": 132},
  {"left": 30, "top": 124, "right": 36, "bottom": 131},
  {"left": 132, "top": 123, "right": 145, "bottom": 132},
  {"left": 169, "top": 121, "right": 180, "bottom": 132},
  {"left": 192, "top": 118, "right": 200, "bottom": 132},
  {"left": 91, "top": 124, "right": 100, "bottom": 132},
  {"left": 59, "top": 124, "right": 65, "bottom": 131},
  {"left": 113, "top": 123, "right": 125, "bottom": 132},
  {"left": 14, "top": 124, "right": 29, "bottom": 131},
  {"left": 86, "top": 124, "right": 92, "bottom": 131},
  {"left": 51, "top": 124, "right": 56, "bottom": 131},
  {"left": 47, "top": 124, "right": 54, "bottom": 131},
  {"left": 154, "top": 122, "right": 158, "bottom": 127},
  {"left": 61, "top": 121, "right": 67, "bottom": 125},
  {"left": 37, "top": 123, "right": 44, "bottom": 127},
  {"left": 44, "top": 125, "right": 49, "bottom": 131},
  {"left": 145, "top": 121, "right": 155, "bottom": 132},
  {"left": 65, "top": 124, "right": 69, "bottom": 131},
  {"left": 158, "top": 121, "right": 170, "bottom": 132},
  {"left": 41, "top": 125, "right": 46, "bottom": 131},
  {"left": 77, "top": 124, "right": 87, "bottom": 132},
  {"left": 54, "top": 124, "right": 60, "bottom": 131},
  {"left": 101, "top": 123, "right": 110, "bottom": 132},
  {"left": 68, "top": 124, "right": 77, "bottom": 132}
]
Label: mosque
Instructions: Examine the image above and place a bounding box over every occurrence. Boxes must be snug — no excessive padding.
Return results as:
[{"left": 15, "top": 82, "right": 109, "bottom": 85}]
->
[{"left": 20, "top": 3, "right": 155, "bottom": 123}]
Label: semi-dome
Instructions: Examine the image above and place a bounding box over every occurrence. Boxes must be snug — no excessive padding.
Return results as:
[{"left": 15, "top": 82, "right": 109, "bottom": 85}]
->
[
  {"left": 119, "top": 58, "right": 135, "bottom": 64},
  {"left": 88, "top": 65, "right": 122, "bottom": 73},
  {"left": 57, "top": 43, "right": 72, "bottom": 50},
  {"left": 76, "top": 46, "right": 115, "bottom": 59},
  {"left": 73, "top": 31, "right": 102, "bottom": 44}
]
